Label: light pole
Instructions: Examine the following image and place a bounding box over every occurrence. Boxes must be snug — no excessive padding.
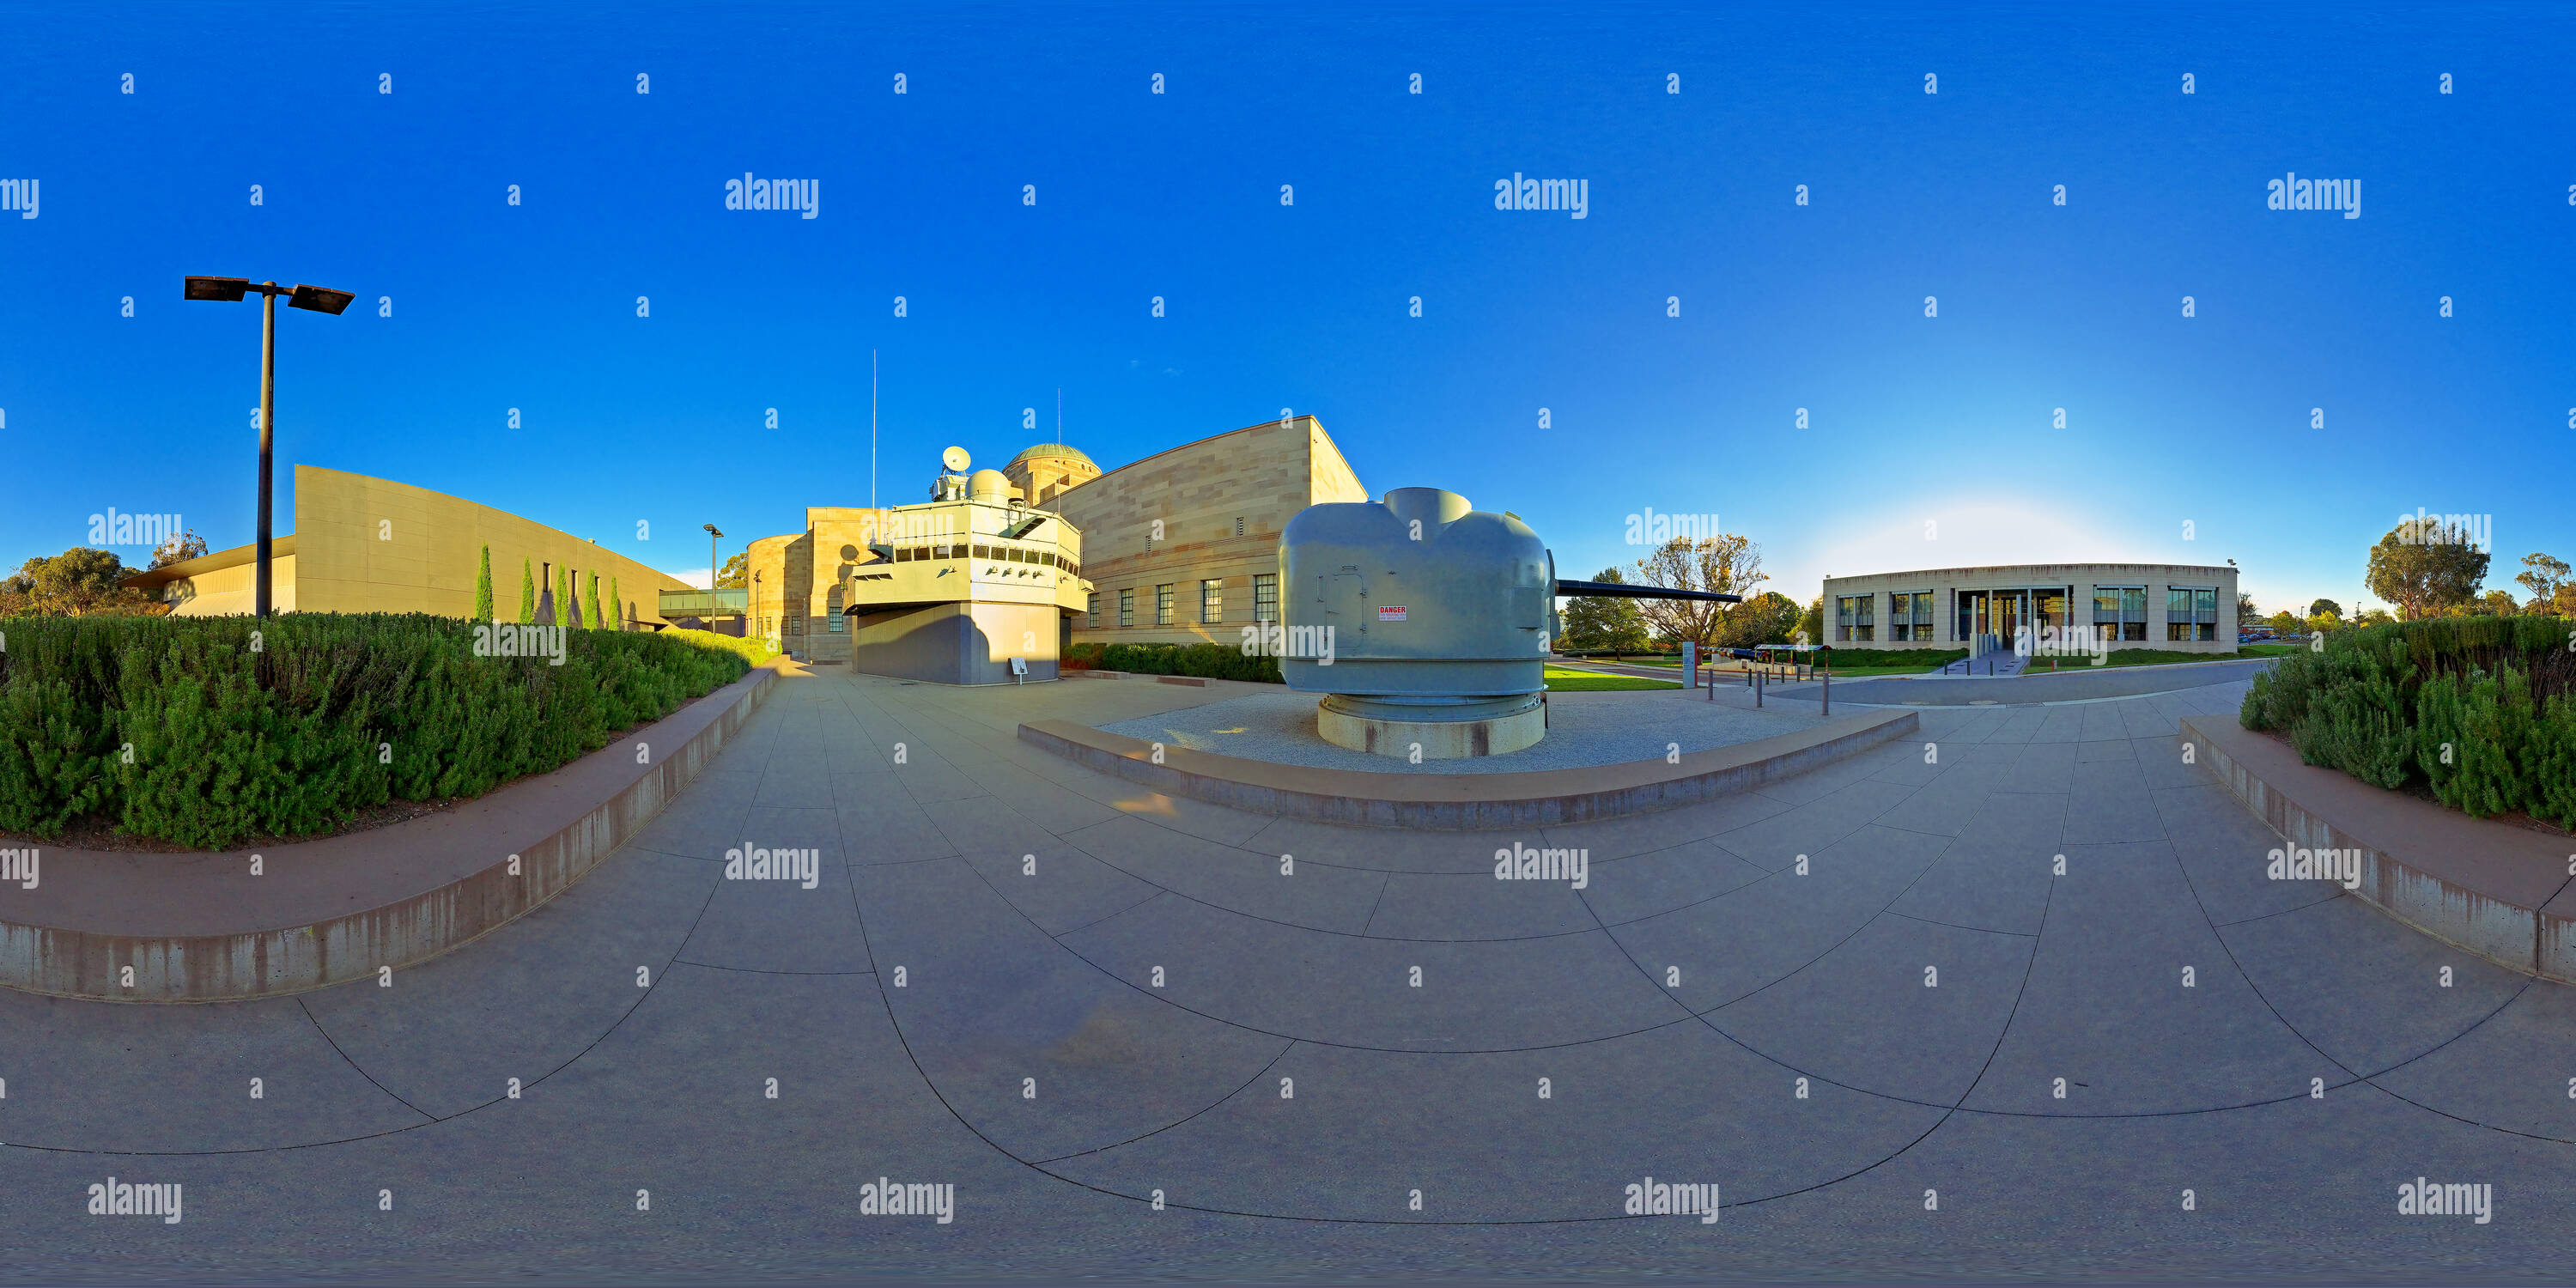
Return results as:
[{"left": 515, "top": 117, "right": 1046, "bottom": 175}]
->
[
  {"left": 703, "top": 524, "right": 724, "bottom": 593},
  {"left": 184, "top": 276, "right": 354, "bottom": 617}
]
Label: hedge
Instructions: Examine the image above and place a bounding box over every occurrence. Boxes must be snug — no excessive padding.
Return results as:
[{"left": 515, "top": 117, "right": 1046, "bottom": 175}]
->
[
  {"left": 1823, "top": 647, "right": 1969, "bottom": 669},
  {"left": 1065, "top": 641, "right": 1284, "bottom": 683},
  {"left": 2241, "top": 617, "right": 2576, "bottom": 829},
  {"left": 0, "top": 614, "right": 766, "bottom": 849}
]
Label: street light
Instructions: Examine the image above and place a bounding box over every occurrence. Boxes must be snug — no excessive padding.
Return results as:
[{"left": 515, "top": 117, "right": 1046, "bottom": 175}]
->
[
  {"left": 703, "top": 524, "right": 724, "bottom": 593},
  {"left": 184, "top": 276, "right": 355, "bottom": 617}
]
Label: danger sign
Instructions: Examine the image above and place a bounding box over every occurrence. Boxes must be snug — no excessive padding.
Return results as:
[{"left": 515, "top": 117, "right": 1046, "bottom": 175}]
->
[{"left": 1377, "top": 605, "right": 1407, "bottom": 622}]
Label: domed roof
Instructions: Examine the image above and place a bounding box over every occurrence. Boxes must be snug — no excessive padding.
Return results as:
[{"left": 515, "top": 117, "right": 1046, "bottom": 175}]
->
[{"left": 1006, "top": 442, "right": 1097, "bottom": 471}]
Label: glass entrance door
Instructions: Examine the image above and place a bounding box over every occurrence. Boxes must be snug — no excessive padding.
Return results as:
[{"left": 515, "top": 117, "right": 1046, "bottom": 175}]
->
[{"left": 1991, "top": 589, "right": 2026, "bottom": 643}]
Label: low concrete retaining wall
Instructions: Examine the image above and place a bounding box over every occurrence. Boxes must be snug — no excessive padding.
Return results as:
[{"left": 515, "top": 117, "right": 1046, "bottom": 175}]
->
[
  {"left": 0, "top": 659, "right": 787, "bottom": 1002},
  {"left": 2181, "top": 715, "right": 2576, "bottom": 983},
  {"left": 1020, "top": 708, "right": 1917, "bottom": 829}
]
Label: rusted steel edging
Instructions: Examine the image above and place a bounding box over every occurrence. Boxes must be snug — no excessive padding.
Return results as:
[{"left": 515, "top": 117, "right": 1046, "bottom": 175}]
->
[
  {"left": 1018, "top": 708, "right": 1917, "bottom": 829},
  {"left": 2180, "top": 714, "right": 2576, "bottom": 984},
  {"left": 0, "top": 658, "right": 788, "bottom": 1001}
]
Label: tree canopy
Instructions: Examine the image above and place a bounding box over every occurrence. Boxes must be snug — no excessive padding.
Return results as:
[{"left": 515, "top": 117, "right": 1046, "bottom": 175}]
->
[
  {"left": 1, "top": 547, "right": 156, "bottom": 617},
  {"left": 2364, "top": 519, "right": 2488, "bottom": 620},
  {"left": 1558, "top": 567, "right": 1650, "bottom": 653},
  {"left": 1628, "top": 533, "right": 1768, "bottom": 647}
]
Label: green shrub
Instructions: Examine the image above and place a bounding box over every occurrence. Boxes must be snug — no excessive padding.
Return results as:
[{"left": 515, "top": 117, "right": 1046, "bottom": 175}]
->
[
  {"left": 2451, "top": 663, "right": 2534, "bottom": 818},
  {"left": 2288, "top": 647, "right": 2415, "bottom": 790},
  {"left": 2245, "top": 617, "right": 2573, "bottom": 827},
  {"left": 1825, "top": 648, "right": 1968, "bottom": 670},
  {"left": 1070, "top": 640, "right": 1283, "bottom": 683},
  {"left": 0, "top": 614, "right": 757, "bottom": 848},
  {"left": 661, "top": 627, "right": 780, "bottom": 668},
  {"left": 2413, "top": 671, "right": 2468, "bottom": 803},
  {"left": 2532, "top": 696, "right": 2576, "bottom": 831},
  {"left": 473, "top": 545, "right": 494, "bottom": 623}
]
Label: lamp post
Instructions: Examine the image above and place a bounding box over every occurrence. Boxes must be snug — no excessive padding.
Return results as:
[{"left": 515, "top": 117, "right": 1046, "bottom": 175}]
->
[
  {"left": 703, "top": 523, "right": 726, "bottom": 634},
  {"left": 184, "top": 276, "right": 354, "bottom": 617}
]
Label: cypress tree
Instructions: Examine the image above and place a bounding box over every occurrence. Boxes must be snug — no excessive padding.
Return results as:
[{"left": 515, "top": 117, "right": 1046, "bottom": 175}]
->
[
  {"left": 557, "top": 568, "right": 576, "bottom": 628},
  {"left": 586, "top": 572, "right": 602, "bottom": 630},
  {"left": 610, "top": 577, "right": 623, "bottom": 631},
  {"left": 519, "top": 558, "right": 537, "bottom": 624},
  {"left": 474, "top": 545, "right": 495, "bottom": 622}
]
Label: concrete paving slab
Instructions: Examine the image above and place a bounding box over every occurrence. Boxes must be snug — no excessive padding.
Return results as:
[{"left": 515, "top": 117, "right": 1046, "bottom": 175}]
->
[{"left": 10, "top": 659, "right": 2576, "bottom": 1280}]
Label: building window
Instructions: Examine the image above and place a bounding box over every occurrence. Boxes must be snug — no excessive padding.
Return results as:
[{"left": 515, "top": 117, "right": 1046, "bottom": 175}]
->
[
  {"left": 1235, "top": 517, "right": 1245, "bottom": 537},
  {"left": 1889, "top": 592, "right": 1932, "bottom": 641},
  {"left": 2094, "top": 586, "right": 2148, "bottom": 645},
  {"left": 1835, "top": 594, "right": 1875, "bottom": 642},
  {"left": 1156, "top": 583, "right": 1175, "bottom": 626},
  {"left": 1087, "top": 592, "right": 1099, "bottom": 629},
  {"left": 1201, "top": 578, "right": 1223, "bottom": 623},
  {"left": 1118, "top": 589, "right": 1134, "bottom": 628},
  {"left": 1254, "top": 573, "right": 1279, "bottom": 623},
  {"left": 827, "top": 586, "right": 845, "bottom": 632},
  {"left": 2167, "top": 586, "right": 2219, "bottom": 641}
]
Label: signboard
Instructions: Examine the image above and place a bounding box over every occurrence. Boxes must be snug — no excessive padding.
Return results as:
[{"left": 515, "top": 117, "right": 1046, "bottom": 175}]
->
[{"left": 1377, "top": 605, "right": 1407, "bottom": 622}]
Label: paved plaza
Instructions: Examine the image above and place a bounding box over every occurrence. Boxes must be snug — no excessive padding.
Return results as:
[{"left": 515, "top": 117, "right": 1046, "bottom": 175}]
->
[{"left": 3, "top": 664, "right": 2570, "bottom": 1281}]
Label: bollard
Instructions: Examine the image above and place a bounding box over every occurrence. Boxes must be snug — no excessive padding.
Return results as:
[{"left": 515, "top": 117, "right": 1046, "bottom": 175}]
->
[
  {"left": 1756, "top": 666, "right": 1763, "bottom": 708},
  {"left": 1822, "top": 669, "right": 1830, "bottom": 716}
]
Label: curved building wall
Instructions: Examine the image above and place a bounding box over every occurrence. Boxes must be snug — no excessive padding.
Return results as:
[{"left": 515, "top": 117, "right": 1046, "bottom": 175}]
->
[
  {"left": 1818, "top": 562, "right": 2241, "bottom": 653},
  {"left": 135, "top": 465, "right": 696, "bottom": 625},
  {"left": 1053, "top": 415, "right": 1368, "bottom": 648}
]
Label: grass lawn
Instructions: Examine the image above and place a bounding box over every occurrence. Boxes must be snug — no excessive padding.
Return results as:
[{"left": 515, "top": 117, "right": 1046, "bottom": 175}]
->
[
  {"left": 2015, "top": 648, "right": 2269, "bottom": 673},
  {"left": 2239, "top": 643, "right": 2305, "bottom": 657},
  {"left": 1565, "top": 654, "right": 1684, "bottom": 667},
  {"left": 1820, "top": 663, "right": 1954, "bottom": 677},
  {"left": 1544, "top": 665, "right": 1682, "bottom": 691}
]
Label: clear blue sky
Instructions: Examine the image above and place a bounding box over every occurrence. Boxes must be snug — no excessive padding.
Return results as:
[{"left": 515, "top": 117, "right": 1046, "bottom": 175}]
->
[{"left": 4, "top": 1, "right": 2569, "bottom": 615}]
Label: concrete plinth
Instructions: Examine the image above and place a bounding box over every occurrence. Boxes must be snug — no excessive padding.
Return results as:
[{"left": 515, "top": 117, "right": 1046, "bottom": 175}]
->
[{"left": 1316, "top": 693, "right": 1546, "bottom": 759}]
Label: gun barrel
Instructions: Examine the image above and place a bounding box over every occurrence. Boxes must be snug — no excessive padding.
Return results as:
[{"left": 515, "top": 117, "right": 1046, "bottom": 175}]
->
[{"left": 1554, "top": 579, "right": 1743, "bottom": 604}]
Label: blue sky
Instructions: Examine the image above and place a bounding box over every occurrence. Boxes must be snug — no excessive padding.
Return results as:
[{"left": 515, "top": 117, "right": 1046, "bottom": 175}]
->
[{"left": 3, "top": 1, "right": 2570, "bottom": 615}]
